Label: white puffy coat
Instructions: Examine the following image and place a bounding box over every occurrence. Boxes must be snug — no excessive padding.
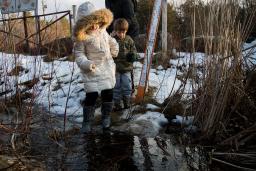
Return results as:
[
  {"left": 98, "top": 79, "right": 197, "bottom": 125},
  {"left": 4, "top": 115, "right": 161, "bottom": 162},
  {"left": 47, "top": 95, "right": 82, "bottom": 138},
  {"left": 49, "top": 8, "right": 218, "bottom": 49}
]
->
[{"left": 73, "top": 3, "right": 119, "bottom": 93}]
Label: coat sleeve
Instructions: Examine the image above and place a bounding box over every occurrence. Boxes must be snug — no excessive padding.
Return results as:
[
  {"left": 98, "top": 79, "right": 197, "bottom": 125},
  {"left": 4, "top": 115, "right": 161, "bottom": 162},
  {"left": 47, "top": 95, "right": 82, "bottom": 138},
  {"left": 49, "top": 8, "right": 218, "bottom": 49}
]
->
[
  {"left": 73, "top": 41, "right": 94, "bottom": 72},
  {"left": 129, "top": 38, "right": 137, "bottom": 54},
  {"left": 122, "top": 0, "right": 135, "bottom": 20},
  {"left": 107, "top": 33, "right": 119, "bottom": 58},
  {"left": 105, "top": 0, "right": 111, "bottom": 9},
  {"left": 127, "top": 37, "right": 139, "bottom": 61}
]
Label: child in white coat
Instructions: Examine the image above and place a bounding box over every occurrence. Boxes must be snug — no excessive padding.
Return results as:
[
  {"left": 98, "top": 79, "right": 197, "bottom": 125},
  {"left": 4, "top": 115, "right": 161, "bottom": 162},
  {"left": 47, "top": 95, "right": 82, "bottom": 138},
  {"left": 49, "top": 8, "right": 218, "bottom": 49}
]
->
[{"left": 73, "top": 2, "right": 119, "bottom": 133}]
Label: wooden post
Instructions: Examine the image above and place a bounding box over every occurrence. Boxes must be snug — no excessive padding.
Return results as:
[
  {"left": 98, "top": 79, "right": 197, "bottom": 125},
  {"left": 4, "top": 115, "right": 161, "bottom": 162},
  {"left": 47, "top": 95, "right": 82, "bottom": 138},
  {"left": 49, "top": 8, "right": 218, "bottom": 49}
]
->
[
  {"left": 37, "top": 16, "right": 42, "bottom": 48},
  {"left": 23, "top": 12, "right": 29, "bottom": 52},
  {"left": 162, "top": 0, "right": 168, "bottom": 61},
  {"left": 34, "top": 0, "right": 40, "bottom": 49}
]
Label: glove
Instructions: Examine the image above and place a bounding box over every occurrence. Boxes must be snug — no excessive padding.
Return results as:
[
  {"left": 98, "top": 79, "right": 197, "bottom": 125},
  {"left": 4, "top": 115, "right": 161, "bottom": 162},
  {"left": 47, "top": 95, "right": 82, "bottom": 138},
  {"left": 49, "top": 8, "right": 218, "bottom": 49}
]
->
[
  {"left": 126, "top": 52, "right": 137, "bottom": 62},
  {"left": 110, "top": 31, "right": 116, "bottom": 37},
  {"left": 89, "top": 64, "right": 96, "bottom": 72}
]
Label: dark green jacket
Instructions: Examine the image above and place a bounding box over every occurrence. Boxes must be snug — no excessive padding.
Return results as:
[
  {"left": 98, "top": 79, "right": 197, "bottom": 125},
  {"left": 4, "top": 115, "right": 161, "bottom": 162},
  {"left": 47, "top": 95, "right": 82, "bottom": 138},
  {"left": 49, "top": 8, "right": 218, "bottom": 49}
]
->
[{"left": 114, "top": 35, "right": 138, "bottom": 73}]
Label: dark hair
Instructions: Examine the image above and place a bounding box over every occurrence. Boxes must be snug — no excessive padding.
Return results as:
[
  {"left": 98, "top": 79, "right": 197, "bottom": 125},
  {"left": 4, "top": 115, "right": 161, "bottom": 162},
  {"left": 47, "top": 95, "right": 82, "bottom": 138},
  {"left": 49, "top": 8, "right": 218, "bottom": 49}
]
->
[{"left": 113, "top": 18, "right": 129, "bottom": 31}]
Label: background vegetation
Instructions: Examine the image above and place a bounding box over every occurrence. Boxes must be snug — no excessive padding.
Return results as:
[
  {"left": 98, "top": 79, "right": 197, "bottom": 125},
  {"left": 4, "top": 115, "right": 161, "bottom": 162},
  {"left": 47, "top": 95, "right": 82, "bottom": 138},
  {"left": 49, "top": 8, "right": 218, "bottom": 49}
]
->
[
  {"left": 0, "top": 0, "right": 255, "bottom": 54},
  {"left": 136, "top": 0, "right": 256, "bottom": 51}
]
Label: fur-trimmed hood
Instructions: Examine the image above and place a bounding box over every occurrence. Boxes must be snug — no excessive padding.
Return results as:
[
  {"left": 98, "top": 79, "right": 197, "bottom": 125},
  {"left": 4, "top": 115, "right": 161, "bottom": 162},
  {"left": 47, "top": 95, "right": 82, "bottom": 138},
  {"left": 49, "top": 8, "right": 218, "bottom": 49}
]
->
[{"left": 73, "top": 3, "right": 113, "bottom": 41}]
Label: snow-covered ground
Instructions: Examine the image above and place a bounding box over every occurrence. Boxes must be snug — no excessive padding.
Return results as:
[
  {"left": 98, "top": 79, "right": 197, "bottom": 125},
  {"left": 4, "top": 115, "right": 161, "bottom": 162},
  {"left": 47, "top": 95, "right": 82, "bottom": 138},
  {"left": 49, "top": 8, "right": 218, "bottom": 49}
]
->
[
  {"left": 0, "top": 52, "right": 189, "bottom": 114},
  {"left": 243, "top": 40, "right": 256, "bottom": 70},
  {"left": 1, "top": 39, "right": 256, "bottom": 135}
]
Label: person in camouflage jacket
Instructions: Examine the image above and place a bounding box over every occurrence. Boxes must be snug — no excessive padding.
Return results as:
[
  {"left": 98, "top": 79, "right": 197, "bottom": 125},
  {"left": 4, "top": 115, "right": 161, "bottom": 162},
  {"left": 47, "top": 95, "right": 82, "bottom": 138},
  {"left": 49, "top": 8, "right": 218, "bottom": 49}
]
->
[{"left": 112, "top": 18, "right": 139, "bottom": 111}]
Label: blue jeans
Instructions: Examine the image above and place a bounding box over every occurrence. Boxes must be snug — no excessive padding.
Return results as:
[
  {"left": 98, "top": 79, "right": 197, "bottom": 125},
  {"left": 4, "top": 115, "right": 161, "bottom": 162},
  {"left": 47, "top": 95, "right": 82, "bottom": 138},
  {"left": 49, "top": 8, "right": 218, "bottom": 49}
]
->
[{"left": 113, "top": 72, "right": 132, "bottom": 103}]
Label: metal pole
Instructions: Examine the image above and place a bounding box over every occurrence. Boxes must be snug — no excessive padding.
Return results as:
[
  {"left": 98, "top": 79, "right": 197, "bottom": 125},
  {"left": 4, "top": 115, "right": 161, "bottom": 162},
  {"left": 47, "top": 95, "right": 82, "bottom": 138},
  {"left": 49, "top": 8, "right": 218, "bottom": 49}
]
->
[
  {"left": 162, "top": 0, "right": 168, "bottom": 61},
  {"left": 0, "top": 11, "right": 71, "bottom": 22},
  {"left": 135, "top": 0, "right": 162, "bottom": 103},
  {"left": 72, "top": 5, "right": 77, "bottom": 23},
  {"left": 68, "top": 11, "right": 72, "bottom": 36}
]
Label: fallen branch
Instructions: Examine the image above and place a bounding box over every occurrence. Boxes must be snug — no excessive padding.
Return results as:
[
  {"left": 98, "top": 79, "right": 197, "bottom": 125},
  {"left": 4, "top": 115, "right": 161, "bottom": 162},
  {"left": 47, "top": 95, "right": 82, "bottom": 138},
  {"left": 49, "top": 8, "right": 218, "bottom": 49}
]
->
[
  {"left": 0, "top": 124, "right": 13, "bottom": 133},
  {"left": 0, "top": 161, "right": 19, "bottom": 171},
  {"left": 154, "top": 136, "right": 171, "bottom": 156},
  {"left": 213, "top": 152, "right": 256, "bottom": 158},
  {"left": 212, "top": 157, "right": 256, "bottom": 171},
  {"left": 221, "top": 124, "right": 256, "bottom": 145},
  {"left": 239, "top": 133, "right": 256, "bottom": 146}
]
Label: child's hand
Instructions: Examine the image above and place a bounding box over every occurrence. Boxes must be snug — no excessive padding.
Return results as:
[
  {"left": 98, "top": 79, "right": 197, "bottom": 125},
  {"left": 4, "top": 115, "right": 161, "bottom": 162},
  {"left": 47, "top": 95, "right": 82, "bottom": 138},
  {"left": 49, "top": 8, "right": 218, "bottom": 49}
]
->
[
  {"left": 90, "top": 64, "right": 96, "bottom": 72},
  {"left": 110, "top": 31, "right": 116, "bottom": 37}
]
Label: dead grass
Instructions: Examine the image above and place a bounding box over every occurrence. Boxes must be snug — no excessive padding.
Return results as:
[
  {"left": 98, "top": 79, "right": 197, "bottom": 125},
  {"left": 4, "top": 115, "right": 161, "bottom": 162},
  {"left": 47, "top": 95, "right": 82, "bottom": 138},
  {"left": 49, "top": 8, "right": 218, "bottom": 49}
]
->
[{"left": 180, "top": 0, "right": 256, "bottom": 143}]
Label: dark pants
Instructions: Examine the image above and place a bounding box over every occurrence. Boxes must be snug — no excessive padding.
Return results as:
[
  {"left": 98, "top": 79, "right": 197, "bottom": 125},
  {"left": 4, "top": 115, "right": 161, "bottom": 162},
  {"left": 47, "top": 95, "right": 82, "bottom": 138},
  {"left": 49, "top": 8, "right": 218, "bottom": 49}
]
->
[{"left": 84, "top": 89, "right": 113, "bottom": 106}]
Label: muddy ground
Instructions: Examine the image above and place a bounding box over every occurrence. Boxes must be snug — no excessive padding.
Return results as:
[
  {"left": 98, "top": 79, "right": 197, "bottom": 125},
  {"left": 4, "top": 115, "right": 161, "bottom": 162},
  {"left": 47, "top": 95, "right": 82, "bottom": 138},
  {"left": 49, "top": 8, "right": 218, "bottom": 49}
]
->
[{"left": 0, "top": 105, "right": 207, "bottom": 171}]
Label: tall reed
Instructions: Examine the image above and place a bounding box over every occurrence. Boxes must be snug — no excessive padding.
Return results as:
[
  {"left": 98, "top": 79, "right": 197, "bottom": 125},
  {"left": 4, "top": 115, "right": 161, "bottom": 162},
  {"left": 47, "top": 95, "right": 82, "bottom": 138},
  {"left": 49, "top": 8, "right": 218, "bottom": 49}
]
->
[{"left": 190, "top": 0, "right": 256, "bottom": 137}]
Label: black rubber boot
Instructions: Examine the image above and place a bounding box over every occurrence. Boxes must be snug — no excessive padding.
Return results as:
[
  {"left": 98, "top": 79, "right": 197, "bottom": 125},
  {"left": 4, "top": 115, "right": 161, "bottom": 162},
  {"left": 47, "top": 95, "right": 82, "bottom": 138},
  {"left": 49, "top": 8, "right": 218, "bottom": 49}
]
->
[
  {"left": 113, "top": 101, "right": 122, "bottom": 112},
  {"left": 123, "top": 96, "right": 131, "bottom": 109},
  {"left": 81, "top": 106, "right": 95, "bottom": 133},
  {"left": 101, "top": 102, "right": 113, "bottom": 129}
]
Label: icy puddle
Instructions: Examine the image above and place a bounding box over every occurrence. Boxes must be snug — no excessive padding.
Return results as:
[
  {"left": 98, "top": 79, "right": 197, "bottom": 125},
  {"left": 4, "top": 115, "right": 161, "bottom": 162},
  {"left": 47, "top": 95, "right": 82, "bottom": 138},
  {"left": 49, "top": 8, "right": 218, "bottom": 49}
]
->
[
  {"left": 1, "top": 108, "right": 205, "bottom": 170},
  {"left": 38, "top": 133, "right": 188, "bottom": 170}
]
